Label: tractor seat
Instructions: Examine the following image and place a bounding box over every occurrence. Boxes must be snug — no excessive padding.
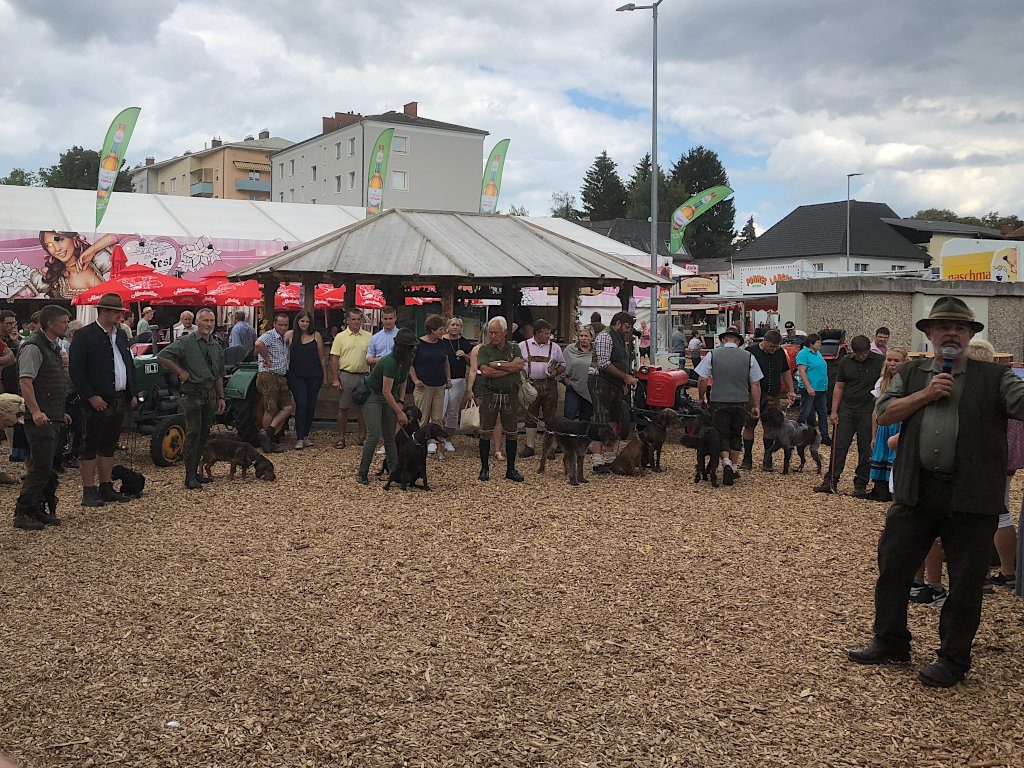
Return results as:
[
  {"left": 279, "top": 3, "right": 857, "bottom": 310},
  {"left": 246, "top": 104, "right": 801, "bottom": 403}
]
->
[{"left": 222, "top": 344, "right": 249, "bottom": 374}]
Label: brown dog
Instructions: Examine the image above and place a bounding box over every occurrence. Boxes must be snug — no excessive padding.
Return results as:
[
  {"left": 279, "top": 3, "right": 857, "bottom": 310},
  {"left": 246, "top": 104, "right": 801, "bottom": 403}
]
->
[
  {"left": 201, "top": 437, "right": 276, "bottom": 481},
  {"left": 640, "top": 408, "right": 679, "bottom": 472},
  {"left": 609, "top": 432, "right": 649, "bottom": 476}
]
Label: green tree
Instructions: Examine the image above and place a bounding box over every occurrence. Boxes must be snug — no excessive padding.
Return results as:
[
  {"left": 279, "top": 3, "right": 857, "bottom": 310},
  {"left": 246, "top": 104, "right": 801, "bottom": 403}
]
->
[
  {"left": 981, "top": 211, "right": 1023, "bottom": 231},
  {"left": 37, "top": 145, "right": 134, "bottom": 191},
  {"left": 625, "top": 153, "right": 671, "bottom": 222},
  {"left": 580, "top": 150, "right": 627, "bottom": 220},
  {"left": 1, "top": 168, "right": 38, "bottom": 186},
  {"left": 506, "top": 203, "right": 530, "bottom": 216},
  {"left": 550, "top": 191, "right": 580, "bottom": 221},
  {"left": 669, "top": 145, "right": 736, "bottom": 260},
  {"left": 737, "top": 214, "right": 757, "bottom": 247}
]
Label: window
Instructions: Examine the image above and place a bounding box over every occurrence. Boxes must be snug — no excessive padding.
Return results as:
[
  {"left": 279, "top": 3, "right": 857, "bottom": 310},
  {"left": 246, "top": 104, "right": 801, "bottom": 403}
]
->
[
  {"left": 289, "top": 189, "right": 294, "bottom": 202},
  {"left": 310, "top": 198, "right": 316, "bottom": 204},
  {"left": 854, "top": 262, "right": 869, "bottom": 272},
  {"left": 393, "top": 135, "right": 408, "bottom": 154},
  {"left": 348, "top": 137, "right": 356, "bottom": 156},
  {"left": 160, "top": 181, "right": 165, "bottom": 192},
  {"left": 249, "top": 170, "right": 261, "bottom": 181},
  {"left": 392, "top": 170, "right": 408, "bottom": 191},
  {"left": 289, "top": 159, "right": 295, "bottom": 175},
  {"left": 348, "top": 171, "right": 356, "bottom": 190},
  {"left": 279, "top": 192, "right": 284, "bottom": 202},
  {"left": 311, "top": 165, "right": 317, "bottom": 182},
  {"left": 279, "top": 163, "right": 284, "bottom": 177},
  {"left": 812, "top": 262, "right": 824, "bottom": 271},
  {"left": 335, "top": 175, "right": 342, "bottom": 193},
  {"left": 335, "top": 142, "right": 341, "bottom": 160},
  {"left": 170, "top": 177, "right": 177, "bottom": 192},
  {"left": 891, "top": 264, "right": 906, "bottom": 271}
]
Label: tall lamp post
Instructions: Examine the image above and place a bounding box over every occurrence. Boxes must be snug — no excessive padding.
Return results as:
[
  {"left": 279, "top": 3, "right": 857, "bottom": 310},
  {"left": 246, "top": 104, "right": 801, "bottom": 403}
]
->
[
  {"left": 846, "top": 172, "right": 863, "bottom": 273},
  {"left": 617, "top": 0, "right": 664, "bottom": 359}
]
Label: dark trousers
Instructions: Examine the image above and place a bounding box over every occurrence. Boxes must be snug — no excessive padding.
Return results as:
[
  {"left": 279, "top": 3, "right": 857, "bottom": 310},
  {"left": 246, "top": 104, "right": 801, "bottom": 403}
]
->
[
  {"left": 832, "top": 406, "right": 872, "bottom": 489},
  {"left": 19, "top": 421, "right": 60, "bottom": 508},
  {"left": 181, "top": 388, "right": 216, "bottom": 472},
  {"left": 798, "top": 391, "right": 830, "bottom": 442},
  {"left": 873, "top": 472, "right": 999, "bottom": 673},
  {"left": 289, "top": 374, "right": 322, "bottom": 440},
  {"left": 563, "top": 388, "right": 593, "bottom": 421}
]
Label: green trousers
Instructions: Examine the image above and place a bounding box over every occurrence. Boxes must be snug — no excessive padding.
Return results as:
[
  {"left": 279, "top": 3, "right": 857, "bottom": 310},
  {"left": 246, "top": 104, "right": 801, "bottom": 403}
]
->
[
  {"left": 359, "top": 393, "right": 398, "bottom": 478},
  {"left": 181, "top": 388, "right": 216, "bottom": 471}
]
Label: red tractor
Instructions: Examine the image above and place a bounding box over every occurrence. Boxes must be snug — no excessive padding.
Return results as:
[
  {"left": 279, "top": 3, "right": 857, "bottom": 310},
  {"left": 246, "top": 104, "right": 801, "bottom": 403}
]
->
[{"left": 633, "top": 365, "right": 703, "bottom": 437}]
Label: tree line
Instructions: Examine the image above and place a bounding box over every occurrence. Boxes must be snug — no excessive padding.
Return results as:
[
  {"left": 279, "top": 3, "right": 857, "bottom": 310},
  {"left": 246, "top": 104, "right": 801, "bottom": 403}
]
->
[
  {"left": 1, "top": 146, "right": 134, "bottom": 193},
  {"left": 550, "top": 146, "right": 743, "bottom": 261}
]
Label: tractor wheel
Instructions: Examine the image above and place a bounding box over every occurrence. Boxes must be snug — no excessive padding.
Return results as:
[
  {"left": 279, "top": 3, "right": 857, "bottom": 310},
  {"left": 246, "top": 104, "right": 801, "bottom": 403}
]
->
[
  {"left": 150, "top": 414, "right": 186, "bottom": 466},
  {"left": 231, "top": 384, "right": 263, "bottom": 447}
]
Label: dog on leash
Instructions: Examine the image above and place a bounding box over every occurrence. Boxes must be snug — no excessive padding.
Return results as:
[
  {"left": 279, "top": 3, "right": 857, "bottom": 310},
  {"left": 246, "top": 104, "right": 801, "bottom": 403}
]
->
[
  {"left": 693, "top": 408, "right": 721, "bottom": 487},
  {"left": 385, "top": 422, "right": 448, "bottom": 491},
  {"left": 760, "top": 406, "right": 822, "bottom": 475},
  {"left": 610, "top": 430, "right": 651, "bottom": 476},
  {"left": 539, "top": 416, "right": 617, "bottom": 485},
  {"left": 639, "top": 408, "right": 679, "bottom": 472},
  {"left": 377, "top": 403, "right": 424, "bottom": 477},
  {"left": 201, "top": 437, "right": 277, "bottom": 481}
]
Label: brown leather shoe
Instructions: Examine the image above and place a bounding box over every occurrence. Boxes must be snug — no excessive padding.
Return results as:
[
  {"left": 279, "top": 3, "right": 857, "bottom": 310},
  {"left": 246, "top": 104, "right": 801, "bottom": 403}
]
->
[{"left": 848, "top": 640, "right": 910, "bottom": 665}]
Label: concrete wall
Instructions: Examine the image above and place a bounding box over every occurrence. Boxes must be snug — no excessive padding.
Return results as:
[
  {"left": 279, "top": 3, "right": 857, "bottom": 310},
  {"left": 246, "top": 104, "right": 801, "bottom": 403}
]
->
[{"left": 778, "top": 276, "right": 1024, "bottom": 359}]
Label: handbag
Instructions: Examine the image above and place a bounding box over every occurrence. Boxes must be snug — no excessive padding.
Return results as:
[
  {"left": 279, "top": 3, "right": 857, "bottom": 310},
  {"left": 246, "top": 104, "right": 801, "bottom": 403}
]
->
[
  {"left": 517, "top": 371, "right": 538, "bottom": 409},
  {"left": 352, "top": 379, "right": 371, "bottom": 406},
  {"left": 460, "top": 402, "right": 481, "bottom": 434}
]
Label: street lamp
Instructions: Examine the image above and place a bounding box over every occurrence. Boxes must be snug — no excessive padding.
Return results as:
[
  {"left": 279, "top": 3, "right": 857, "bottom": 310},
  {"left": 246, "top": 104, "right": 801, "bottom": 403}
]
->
[
  {"left": 846, "top": 172, "right": 863, "bottom": 273},
  {"left": 617, "top": 0, "right": 664, "bottom": 359}
]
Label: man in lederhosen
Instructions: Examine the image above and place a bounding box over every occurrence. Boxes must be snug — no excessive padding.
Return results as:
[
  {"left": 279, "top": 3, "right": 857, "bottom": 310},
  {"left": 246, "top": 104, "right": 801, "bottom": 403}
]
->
[{"left": 519, "top": 319, "right": 565, "bottom": 458}]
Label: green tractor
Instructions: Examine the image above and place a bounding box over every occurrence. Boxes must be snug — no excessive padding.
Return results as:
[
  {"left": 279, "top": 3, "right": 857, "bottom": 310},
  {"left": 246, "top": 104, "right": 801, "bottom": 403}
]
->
[{"left": 132, "top": 353, "right": 263, "bottom": 466}]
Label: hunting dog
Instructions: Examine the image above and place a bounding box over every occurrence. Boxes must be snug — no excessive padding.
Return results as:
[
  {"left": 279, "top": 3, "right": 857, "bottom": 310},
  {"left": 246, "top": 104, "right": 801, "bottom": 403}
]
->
[
  {"left": 760, "top": 406, "right": 822, "bottom": 475},
  {"left": 377, "top": 403, "right": 424, "bottom": 477},
  {"left": 201, "top": 437, "right": 277, "bottom": 481},
  {"left": 112, "top": 464, "right": 146, "bottom": 498},
  {"left": 693, "top": 408, "right": 721, "bottom": 487},
  {"left": 610, "top": 430, "right": 651, "bottom": 476},
  {"left": 539, "top": 416, "right": 617, "bottom": 486},
  {"left": 385, "top": 422, "right": 448, "bottom": 491},
  {"left": 639, "top": 408, "right": 679, "bottom": 472}
]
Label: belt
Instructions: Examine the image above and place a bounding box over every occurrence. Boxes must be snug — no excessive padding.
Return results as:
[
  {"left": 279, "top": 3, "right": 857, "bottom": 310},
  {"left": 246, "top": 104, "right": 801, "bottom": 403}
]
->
[{"left": 338, "top": 369, "right": 365, "bottom": 375}]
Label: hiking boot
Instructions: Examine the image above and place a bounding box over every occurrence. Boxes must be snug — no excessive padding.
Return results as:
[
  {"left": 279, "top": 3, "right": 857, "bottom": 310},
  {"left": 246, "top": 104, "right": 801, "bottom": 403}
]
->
[
  {"left": 813, "top": 481, "right": 836, "bottom": 494},
  {"left": 847, "top": 640, "right": 910, "bottom": 665},
  {"left": 478, "top": 468, "right": 490, "bottom": 481},
  {"left": 99, "top": 482, "right": 131, "bottom": 503},
  {"left": 867, "top": 483, "right": 892, "bottom": 502},
  {"left": 13, "top": 512, "right": 45, "bottom": 531},
  {"left": 520, "top": 446, "right": 536, "bottom": 458},
  {"left": 739, "top": 459, "right": 753, "bottom": 471},
  {"left": 82, "top": 486, "right": 105, "bottom": 507},
  {"left": 356, "top": 474, "right": 369, "bottom": 486},
  {"left": 761, "top": 456, "right": 773, "bottom": 472},
  {"left": 851, "top": 487, "right": 871, "bottom": 499},
  {"left": 723, "top": 464, "right": 735, "bottom": 486},
  {"left": 505, "top": 469, "right": 524, "bottom": 482}
]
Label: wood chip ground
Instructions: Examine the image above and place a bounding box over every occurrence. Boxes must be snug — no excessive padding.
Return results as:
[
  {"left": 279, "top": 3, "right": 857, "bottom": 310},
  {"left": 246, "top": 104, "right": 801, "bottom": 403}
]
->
[{"left": 1, "top": 431, "right": 1022, "bottom": 767}]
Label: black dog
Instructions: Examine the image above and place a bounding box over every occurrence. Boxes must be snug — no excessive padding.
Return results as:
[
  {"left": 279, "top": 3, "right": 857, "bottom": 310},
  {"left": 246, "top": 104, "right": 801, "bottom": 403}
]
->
[
  {"left": 112, "top": 464, "right": 146, "bottom": 498},
  {"left": 760, "top": 407, "right": 822, "bottom": 475},
  {"left": 385, "top": 422, "right": 448, "bottom": 491},
  {"left": 377, "top": 403, "right": 424, "bottom": 477},
  {"left": 693, "top": 408, "right": 721, "bottom": 487},
  {"left": 639, "top": 408, "right": 679, "bottom": 472},
  {"left": 539, "top": 416, "right": 617, "bottom": 486}
]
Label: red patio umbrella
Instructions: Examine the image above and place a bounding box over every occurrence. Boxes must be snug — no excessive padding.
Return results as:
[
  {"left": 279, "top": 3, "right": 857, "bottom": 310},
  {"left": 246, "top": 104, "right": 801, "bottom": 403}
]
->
[
  {"left": 201, "top": 280, "right": 263, "bottom": 307},
  {"left": 320, "top": 285, "right": 386, "bottom": 310},
  {"left": 73, "top": 271, "right": 206, "bottom": 306}
]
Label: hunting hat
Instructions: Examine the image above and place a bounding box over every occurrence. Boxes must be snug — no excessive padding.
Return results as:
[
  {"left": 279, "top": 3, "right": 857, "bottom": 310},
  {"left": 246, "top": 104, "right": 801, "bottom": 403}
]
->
[
  {"left": 915, "top": 296, "right": 984, "bottom": 333},
  {"left": 393, "top": 328, "right": 419, "bottom": 347},
  {"left": 96, "top": 293, "right": 127, "bottom": 312},
  {"left": 718, "top": 328, "right": 743, "bottom": 342}
]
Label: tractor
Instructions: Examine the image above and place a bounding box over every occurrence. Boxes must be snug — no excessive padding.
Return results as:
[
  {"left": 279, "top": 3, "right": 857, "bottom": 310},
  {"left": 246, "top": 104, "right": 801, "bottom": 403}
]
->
[
  {"left": 132, "top": 351, "right": 262, "bottom": 466},
  {"left": 632, "top": 365, "right": 703, "bottom": 440}
]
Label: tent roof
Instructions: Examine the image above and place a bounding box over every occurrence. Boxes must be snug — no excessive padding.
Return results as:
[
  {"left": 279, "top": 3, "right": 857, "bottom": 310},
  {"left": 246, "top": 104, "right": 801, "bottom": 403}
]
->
[
  {"left": 0, "top": 184, "right": 364, "bottom": 241},
  {"left": 230, "top": 209, "right": 671, "bottom": 286}
]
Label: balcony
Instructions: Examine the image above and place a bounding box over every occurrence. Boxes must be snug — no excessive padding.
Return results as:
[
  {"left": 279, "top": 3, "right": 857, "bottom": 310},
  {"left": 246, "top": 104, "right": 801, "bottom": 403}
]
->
[
  {"left": 235, "top": 178, "right": 271, "bottom": 193},
  {"left": 190, "top": 181, "right": 213, "bottom": 197}
]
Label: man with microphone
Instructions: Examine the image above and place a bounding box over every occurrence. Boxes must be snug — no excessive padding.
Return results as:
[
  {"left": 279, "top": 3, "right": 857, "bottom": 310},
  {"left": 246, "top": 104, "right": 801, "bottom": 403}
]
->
[{"left": 847, "top": 297, "right": 1024, "bottom": 687}]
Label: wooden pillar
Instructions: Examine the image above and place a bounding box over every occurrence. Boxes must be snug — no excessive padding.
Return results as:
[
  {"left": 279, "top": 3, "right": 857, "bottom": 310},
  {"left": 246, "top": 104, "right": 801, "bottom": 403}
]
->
[
  {"left": 343, "top": 278, "right": 357, "bottom": 311},
  {"left": 380, "top": 278, "right": 403, "bottom": 310},
  {"left": 260, "top": 277, "right": 279, "bottom": 331},
  {"left": 500, "top": 278, "right": 517, "bottom": 325},
  {"left": 440, "top": 278, "right": 456, "bottom": 320},
  {"left": 302, "top": 275, "right": 316, "bottom": 315},
  {"left": 557, "top": 278, "right": 581, "bottom": 343},
  {"left": 619, "top": 281, "right": 634, "bottom": 311}
]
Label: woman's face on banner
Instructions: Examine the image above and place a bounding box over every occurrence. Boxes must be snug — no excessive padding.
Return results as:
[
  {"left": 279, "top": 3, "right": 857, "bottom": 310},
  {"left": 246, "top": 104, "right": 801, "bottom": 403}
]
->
[{"left": 41, "top": 232, "right": 76, "bottom": 264}]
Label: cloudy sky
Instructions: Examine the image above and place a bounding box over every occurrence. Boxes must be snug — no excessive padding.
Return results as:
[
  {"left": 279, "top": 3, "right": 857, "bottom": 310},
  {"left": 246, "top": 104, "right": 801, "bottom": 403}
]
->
[{"left": 1, "top": 0, "right": 1022, "bottom": 232}]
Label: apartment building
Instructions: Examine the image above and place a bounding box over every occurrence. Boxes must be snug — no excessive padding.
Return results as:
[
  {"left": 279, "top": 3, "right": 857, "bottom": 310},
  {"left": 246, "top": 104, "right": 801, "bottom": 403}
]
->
[
  {"left": 270, "top": 102, "right": 487, "bottom": 212},
  {"left": 129, "top": 131, "right": 294, "bottom": 201}
]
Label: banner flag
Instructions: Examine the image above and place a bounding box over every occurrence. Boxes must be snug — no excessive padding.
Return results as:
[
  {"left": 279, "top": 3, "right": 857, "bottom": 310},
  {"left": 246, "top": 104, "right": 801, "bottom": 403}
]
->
[
  {"left": 668, "top": 185, "right": 733, "bottom": 254},
  {"left": 479, "top": 138, "right": 510, "bottom": 214},
  {"left": 365, "top": 128, "right": 395, "bottom": 216},
  {"left": 96, "top": 106, "right": 141, "bottom": 228}
]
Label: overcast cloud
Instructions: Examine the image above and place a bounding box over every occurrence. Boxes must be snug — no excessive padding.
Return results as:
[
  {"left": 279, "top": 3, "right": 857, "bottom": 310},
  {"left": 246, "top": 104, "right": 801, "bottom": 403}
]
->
[{"left": 2, "top": 0, "right": 1022, "bottom": 232}]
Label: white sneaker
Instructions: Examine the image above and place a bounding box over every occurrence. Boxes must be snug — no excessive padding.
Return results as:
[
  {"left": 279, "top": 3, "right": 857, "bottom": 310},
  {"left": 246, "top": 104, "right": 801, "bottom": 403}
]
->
[
  {"left": 443, "top": 440, "right": 455, "bottom": 452},
  {"left": 294, "top": 439, "right": 304, "bottom": 450},
  {"left": 427, "top": 442, "right": 438, "bottom": 454}
]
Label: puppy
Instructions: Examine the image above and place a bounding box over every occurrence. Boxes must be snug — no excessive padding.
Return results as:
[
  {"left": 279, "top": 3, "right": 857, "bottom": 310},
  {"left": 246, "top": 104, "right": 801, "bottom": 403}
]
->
[
  {"left": 639, "top": 408, "right": 679, "bottom": 472},
  {"left": 201, "top": 437, "right": 274, "bottom": 480},
  {"left": 693, "top": 408, "right": 721, "bottom": 487},
  {"left": 760, "top": 407, "right": 822, "bottom": 475},
  {"left": 609, "top": 432, "right": 649, "bottom": 476},
  {"left": 377, "top": 403, "right": 424, "bottom": 477},
  {"left": 539, "top": 416, "right": 617, "bottom": 486},
  {"left": 112, "top": 464, "right": 146, "bottom": 498},
  {"left": 385, "top": 422, "right": 448, "bottom": 491}
]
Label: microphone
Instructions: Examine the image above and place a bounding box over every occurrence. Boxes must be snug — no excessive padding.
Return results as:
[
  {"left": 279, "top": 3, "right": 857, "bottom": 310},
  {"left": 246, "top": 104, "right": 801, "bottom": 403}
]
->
[{"left": 940, "top": 346, "right": 957, "bottom": 374}]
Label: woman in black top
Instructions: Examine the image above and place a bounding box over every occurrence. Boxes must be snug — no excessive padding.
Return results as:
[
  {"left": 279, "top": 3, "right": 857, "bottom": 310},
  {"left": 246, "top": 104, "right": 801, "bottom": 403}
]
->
[
  {"left": 286, "top": 312, "right": 328, "bottom": 449},
  {"left": 441, "top": 317, "right": 475, "bottom": 449}
]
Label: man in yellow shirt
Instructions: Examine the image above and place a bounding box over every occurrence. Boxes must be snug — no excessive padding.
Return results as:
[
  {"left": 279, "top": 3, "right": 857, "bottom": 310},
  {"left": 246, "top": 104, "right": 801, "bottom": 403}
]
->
[{"left": 329, "top": 308, "right": 372, "bottom": 448}]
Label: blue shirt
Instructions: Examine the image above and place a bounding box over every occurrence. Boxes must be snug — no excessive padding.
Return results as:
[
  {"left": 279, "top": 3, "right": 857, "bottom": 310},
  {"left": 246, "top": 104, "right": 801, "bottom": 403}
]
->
[
  {"left": 229, "top": 321, "right": 257, "bottom": 350},
  {"left": 367, "top": 326, "right": 399, "bottom": 362},
  {"left": 796, "top": 347, "right": 828, "bottom": 391}
]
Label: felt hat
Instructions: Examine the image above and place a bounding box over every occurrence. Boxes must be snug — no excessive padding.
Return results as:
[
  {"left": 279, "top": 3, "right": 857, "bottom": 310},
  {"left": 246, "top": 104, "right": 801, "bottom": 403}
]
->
[
  {"left": 393, "top": 328, "right": 419, "bottom": 347},
  {"left": 915, "top": 296, "right": 984, "bottom": 333},
  {"left": 718, "top": 328, "right": 743, "bottom": 343},
  {"left": 96, "top": 293, "right": 127, "bottom": 312}
]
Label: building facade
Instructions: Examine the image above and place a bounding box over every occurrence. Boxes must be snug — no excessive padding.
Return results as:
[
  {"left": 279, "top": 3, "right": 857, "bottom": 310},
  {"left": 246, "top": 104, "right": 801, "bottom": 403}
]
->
[
  {"left": 129, "top": 131, "right": 294, "bottom": 202},
  {"left": 270, "top": 102, "right": 487, "bottom": 212}
]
